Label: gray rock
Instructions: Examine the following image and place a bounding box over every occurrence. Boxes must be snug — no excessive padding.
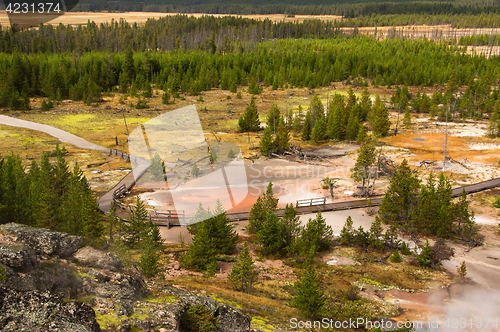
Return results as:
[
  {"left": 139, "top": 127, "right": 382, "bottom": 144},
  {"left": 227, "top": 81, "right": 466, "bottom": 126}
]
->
[
  {"left": 74, "top": 246, "right": 123, "bottom": 271},
  {"left": 0, "top": 223, "right": 82, "bottom": 258},
  {"left": 3, "top": 261, "right": 69, "bottom": 295},
  {"left": 216, "top": 304, "right": 252, "bottom": 332},
  {"left": 0, "top": 244, "right": 37, "bottom": 271},
  {"left": 179, "top": 294, "right": 218, "bottom": 313},
  {"left": 0, "top": 287, "right": 101, "bottom": 332},
  {"left": 115, "top": 300, "right": 134, "bottom": 317},
  {"left": 118, "top": 319, "right": 132, "bottom": 332}
]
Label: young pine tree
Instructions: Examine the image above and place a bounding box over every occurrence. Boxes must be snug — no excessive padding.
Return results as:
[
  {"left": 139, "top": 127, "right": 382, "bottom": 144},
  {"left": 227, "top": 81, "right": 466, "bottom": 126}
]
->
[
  {"left": 339, "top": 216, "right": 355, "bottom": 246},
  {"left": 351, "top": 138, "right": 376, "bottom": 197},
  {"left": 248, "top": 182, "right": 278, "bottom": 234},
  {"left": 299, "top": 211, "right": 334, "bottom": 253},
  {"left": 257, "top": 211, "right": 285, "bottom": 256},
  {"left": 229, "top": 242, "right": 259, "bottom": 293},
  {"left": 291, "top": 255, "right": 325, "bottom": 318},
  {"left": 139, "top": 221, "right": 164, "bottom": 277},
  {"left": 122, "top": 195, "right": 149, "bottom": 247},
  {"left": 259, "top": 126, "right": 274, "bottom": 156},
  {"left": 301, "top": 111, "right": 312, "bottom": 141},
  {"left": 378, "top": 159, "right": 420, "bottom": 229},
  {"left": 403, "top": 109, "right": 412, "bottom": 129},
  {"left": 238, "top": 96, "right": 260, "bottom": 132}
]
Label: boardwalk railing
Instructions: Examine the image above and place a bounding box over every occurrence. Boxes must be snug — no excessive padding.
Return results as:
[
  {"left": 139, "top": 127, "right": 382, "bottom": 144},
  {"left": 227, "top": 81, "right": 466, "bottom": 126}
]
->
[
  {"left": 296, "top": 197, "right": 327, "bottom": 208},
  {"left": 112, "top": 183, "right": 185, "bottom": 228}
]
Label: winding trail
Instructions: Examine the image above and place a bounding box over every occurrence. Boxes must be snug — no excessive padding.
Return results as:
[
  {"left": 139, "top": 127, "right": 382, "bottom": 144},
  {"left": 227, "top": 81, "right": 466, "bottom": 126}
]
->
[{"left": 0, "top": 115, "right": 150, "bottom": 214}]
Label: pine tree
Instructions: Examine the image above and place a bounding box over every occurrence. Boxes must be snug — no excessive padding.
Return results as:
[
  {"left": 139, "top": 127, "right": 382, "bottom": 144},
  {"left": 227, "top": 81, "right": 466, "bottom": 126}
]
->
[
  {"left": 339, "top": 216, "right": 355, "bottom": 246},
  {"left": 301, "top": 111, "right": 312, "bottom": 141},
  {"left": 280, "top": 204, "right": 302, "bottom": 254},
  {"left": 332, "top": 104, "right": 345, "bottom": 140},
  {"left": 403, "top": 109, "right": 412, "bottom": 128},
  {"left": 457, "top": 261, "right": 467, "bottom": 278},
  {"left": 139, "top": 220, "right": 164, "bottom": 277},
  {"left": 435, "top": 172, "right": 453, "bottom": 237},
  {"left": 150, "top": 152, "right": 164, "bottom": 181},
  {"left": 122, "top": 195, "right": 149, "bottom": 247},
  {"left": 266, "top": 104, "right": 281, "bottom": 134},
  {"left": 191, "top": 162, "right": 199, "bottom": 177},
  {"left": 299, "top": 211, "right": 334, "bottom": 253},
  {"left": 454, "top": 189, "right": 480, "bottom": 248},
  {"left": 40, "top": 100, "right": 50, "bottom": 111},
  {"left": 259, "top": 126, "right": 274, "bottom": 156},
  {"left": 372, "top": 95, "right": 391, "bottom": 137},
  {"left": 238, "top": 96, "right": 260, "bottom": 132},
  {"left": 359, "top": 87, "right": 372, "bottom": 121},
  {"left": 368, "top": 216, "right": 384, "bottom": 250},
  {"left": 378, "top": 159, "right": 420, "bottom": 229},
  {"left": 248, "top": 182, "right": 278, "bottom": 234},
  {"left": 345, "top": 110, "right": 360, "bottom": 140},
  {"left": 311, "top": 115, "right": 327, "bottom": 143},
  {"left": 309, "top": 94, "right": 325, "bottom": 126},
  {"left": 275, "top": 117, "right": 290, "bottom": 154},
  {"left": 351, "top": 137, "right": 376, "bottom": 196},
  {"left": 413, "top": 172, "right": 439, "bottom": 234},
  {"left": 356, "top": 124, "right": 367, "bottom": 143},
  {"left": 181, "top": 201, "right": 237, "bottom": 272},
  {"left": 229, "top": 242, "right": 259, "bottom": 293},
  {"left": 108, "top": 201, "right": 118, "bottom": 242},
  {"left": 390, "top": 249, "right": 402, "bottom": 263},
  {"left": 417, "top": 240, "right": 432, "bottom": 267},
  {"left": 123, "top": 47, "right": 135, "bottom": 86},
  {"left": 162, "top": 90, "right": 171, "bottom": 104},
  {"left": 257, "top": 211, "right": 284, "bottom": 256},
  {"left": 291, "top": 258, "right": 325, "bottom": 318}
]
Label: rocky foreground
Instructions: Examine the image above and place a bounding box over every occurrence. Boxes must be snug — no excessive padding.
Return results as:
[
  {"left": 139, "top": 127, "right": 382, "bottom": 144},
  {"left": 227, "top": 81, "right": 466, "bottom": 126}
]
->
[{"left": 0, "top": 223, "right": 251, "bottom": 332}]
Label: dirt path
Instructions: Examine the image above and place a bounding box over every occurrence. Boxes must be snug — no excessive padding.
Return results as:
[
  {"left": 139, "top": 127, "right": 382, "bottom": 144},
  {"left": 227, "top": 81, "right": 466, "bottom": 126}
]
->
[
  {"left": 0, "top": 115, "right": 109, "bottom": 152},
  {"left": 0, "top": 115, "right": 150, "bottom": 213}
]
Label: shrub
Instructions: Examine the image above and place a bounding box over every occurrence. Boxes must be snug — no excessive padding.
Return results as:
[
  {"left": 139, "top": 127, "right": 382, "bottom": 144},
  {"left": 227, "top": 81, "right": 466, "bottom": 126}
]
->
[
  {"left": 180, "top": 304, "right": 218, "bottom": 332},
  {"left": 390, "top": 249, "right": 402, "bottom": 263}
]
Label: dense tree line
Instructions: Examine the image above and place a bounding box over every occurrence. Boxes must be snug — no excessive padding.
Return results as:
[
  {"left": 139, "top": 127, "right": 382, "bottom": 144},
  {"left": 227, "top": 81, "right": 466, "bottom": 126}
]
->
[
  {"left": 0, "top": 145, "right": 103, "bottom": 240},
  {"left": 58, "top": 0, "right": 500, "bottom": 21},
  {"left": 2, "top": 33, "right": 500, "bottom": 111},
  {"left": 3, "top": 14, "right": 500, "bottom": 56},
  {"left": 378, "top": 160, "right": 480, "bottom": 247}
]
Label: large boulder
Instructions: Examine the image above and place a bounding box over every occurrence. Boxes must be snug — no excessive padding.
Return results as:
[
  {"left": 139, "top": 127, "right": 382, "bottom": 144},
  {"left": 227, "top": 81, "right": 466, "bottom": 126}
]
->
[
  {"left": 3, "top": 263, "right": 69, "bottom": 295},
  {"left": 74, "top": 246, "right": 123, "bottom": 271},
  {"left": 0, "top": 244, "right": 37, "bottom": 271},
  {"left": 0, "top": 223, "right": 82, "bottom": 258},
  {"left": 0, "top": 287, "right": 101, "bottom": 332},
  {"left": 216, "top": 304, "right": 252, "bottom": 332}
]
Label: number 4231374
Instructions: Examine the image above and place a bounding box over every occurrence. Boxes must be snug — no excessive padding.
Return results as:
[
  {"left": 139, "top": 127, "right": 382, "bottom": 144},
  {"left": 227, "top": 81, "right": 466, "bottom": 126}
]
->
[
  {"left": 6, "top": 2, "right": 62, "bottom": 14},
  {"left": 443, "top": 318, "right": 498, "bottom": 329}
]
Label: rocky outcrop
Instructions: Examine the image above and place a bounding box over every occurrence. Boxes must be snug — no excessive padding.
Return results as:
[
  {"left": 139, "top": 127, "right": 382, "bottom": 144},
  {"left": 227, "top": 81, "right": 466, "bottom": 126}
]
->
[
  {"left": 0, "top": 287, "right": 101, "bottom": 332},
  {"left": 0, "top": 223, "right": 82, "bottom": 258},
  {"left": 216, "top": 304, "right": 252, "bottom": 332},
  {"left": 74, "top": 246, "right": 123, "bottom": 271},
  {"left": 147, "top": 284, "right": 252, "bottom": 332},
  {"left": 0, "top": 224, "right": 252, "bottom": 332},
  {"left": 0, "top": 244, "right": 37, "bottom": 272}
]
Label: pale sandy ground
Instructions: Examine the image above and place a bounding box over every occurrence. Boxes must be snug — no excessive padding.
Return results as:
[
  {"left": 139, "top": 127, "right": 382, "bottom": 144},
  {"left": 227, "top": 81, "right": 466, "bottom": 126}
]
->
[{"left": 0, "top": 10, "right": 341, "bottom": 27}]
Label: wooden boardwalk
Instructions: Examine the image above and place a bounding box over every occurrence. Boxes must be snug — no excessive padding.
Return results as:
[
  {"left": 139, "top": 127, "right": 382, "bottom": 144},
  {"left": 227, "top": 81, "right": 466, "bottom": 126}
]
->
[
  {"left": 96, "top": 149, "right": 151, "bottom": 214},
  {"left": 224, "top": 177, "right": 500, "bottom": 223},
  {"left": 2, "top": 114, "right": 500, "bottom": 227}
]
